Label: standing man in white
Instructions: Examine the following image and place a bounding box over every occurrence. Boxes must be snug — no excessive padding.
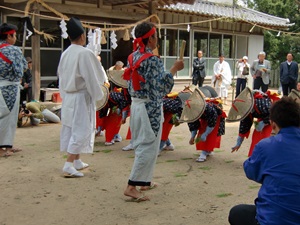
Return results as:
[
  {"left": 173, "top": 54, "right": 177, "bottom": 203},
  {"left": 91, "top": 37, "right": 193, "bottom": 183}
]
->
[
  {"left": 212, "top": 53, "right": 232, "bottom": 105},
  {"left": 57, "top": 17, "right": 105, "bottom": 177}
]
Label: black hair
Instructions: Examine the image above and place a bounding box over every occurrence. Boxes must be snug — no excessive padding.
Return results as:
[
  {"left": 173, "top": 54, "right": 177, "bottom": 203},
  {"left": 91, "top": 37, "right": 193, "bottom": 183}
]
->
[
  {"left": 134, "top": 22, "right": 155, "bottom": 47},
  {"left": 270, "top": 97, "right": 300, "bottom": 128},
  {"left": 69, "top": 34, "right": 82, "bottom": 42},
  {"left": 0, "top": 23, "right": 17, "bottom": 41}
]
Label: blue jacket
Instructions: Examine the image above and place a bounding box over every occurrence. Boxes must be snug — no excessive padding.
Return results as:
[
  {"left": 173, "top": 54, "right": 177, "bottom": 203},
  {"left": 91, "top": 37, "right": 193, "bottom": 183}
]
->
[
  {"left": 280, "top": 61, "right": 299, "bottom": 84},
  {"left": 244, "top": 127, "right": 300, "bottom": 225}
]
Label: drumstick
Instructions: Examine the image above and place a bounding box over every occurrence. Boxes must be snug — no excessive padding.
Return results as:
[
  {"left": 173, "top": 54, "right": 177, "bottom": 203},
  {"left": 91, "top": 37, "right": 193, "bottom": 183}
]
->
[{"left": 179, "top": 40, "right": 186, "bottom": 60}]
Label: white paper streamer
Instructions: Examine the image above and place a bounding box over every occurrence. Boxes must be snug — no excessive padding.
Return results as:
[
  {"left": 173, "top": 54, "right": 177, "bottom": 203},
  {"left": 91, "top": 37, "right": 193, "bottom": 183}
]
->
[
  {"left": 131, "top": 26, "right": 136, "bottom": 41},
  {"left": 110, "top": 31, "right": 118, "bottom": 49},
  {"left": 26, "top": 29, "right": 33, "bottom": 40},
  {"left": 187, "top": 24, "right": 190, "bottom": 32},
  {"left": 60, "top": 19, "right": 68, "bottom": 39}
]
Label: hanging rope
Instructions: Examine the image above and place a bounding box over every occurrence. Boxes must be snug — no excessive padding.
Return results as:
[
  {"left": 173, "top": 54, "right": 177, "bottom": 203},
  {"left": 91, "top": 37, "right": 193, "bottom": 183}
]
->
[{"left": 0, "top": 1, "right": 299, "bottom": 39}]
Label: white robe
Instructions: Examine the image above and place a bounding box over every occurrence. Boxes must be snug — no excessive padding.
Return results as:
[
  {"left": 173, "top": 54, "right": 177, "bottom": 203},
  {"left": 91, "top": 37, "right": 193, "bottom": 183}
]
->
[
  {"left": 57, "top": 44, "right": 105, "bottom": 154},
  {"left": 212, "top": 60, "right": 232, "bottom": 98}
]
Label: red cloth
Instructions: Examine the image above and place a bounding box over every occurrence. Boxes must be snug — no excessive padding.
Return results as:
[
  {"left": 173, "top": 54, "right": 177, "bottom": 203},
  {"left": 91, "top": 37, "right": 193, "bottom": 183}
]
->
[
  {"left": 126, "top": 127, "right": 131, "bottom": 140},
  {"left": 0, "top": 43, "right": 12, "bottom": 64},
  {"left": 161, "top": 112, "right": 173, "bottom": 141},
  {"left": 123, "top": 53, "right": 152, "bottom": 91},
  {"left": 195, "top": 117, "right": 221, "bottom": 152},
  {"left": 248, "top": 124, "right": 272, "bottom": 157},
  {"left": 96, "top": 111, "right": 104, "bottom": 129},
  {"left": 102, "top": 111, "right": 122, "bottom": 142}
]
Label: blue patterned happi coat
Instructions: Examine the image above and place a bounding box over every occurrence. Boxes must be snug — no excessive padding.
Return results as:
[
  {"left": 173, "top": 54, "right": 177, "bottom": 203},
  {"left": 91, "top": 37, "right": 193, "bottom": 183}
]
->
[
  {"left": 0, "top": 40, "right": 27, "bottom": 110},
  {"left": 127, "top": 47, "right": 174, "bottom": 136}
]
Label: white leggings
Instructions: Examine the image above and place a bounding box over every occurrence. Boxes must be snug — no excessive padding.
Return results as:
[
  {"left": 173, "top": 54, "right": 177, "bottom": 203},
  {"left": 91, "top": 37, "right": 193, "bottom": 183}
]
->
[{"left": 30, "top": 109, "right": 60, "bottom": 125}]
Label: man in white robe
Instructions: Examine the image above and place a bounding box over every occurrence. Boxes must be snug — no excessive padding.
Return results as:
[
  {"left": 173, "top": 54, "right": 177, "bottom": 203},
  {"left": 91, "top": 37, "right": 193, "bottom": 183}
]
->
[
  {"left": 57, "top": 17, "right": 104, "bottom": 177},
  {"left": 212, "top": 53, "right": 232, "bottom": 105}
]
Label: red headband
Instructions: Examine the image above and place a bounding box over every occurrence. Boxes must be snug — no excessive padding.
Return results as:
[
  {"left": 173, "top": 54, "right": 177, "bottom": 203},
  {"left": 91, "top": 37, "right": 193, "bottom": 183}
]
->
[
  {"left": 2, "top": 30, "right": 16, "bottom": 35},
  {"left": 133, "top": 27, "right": 156, "bottom": 53}
]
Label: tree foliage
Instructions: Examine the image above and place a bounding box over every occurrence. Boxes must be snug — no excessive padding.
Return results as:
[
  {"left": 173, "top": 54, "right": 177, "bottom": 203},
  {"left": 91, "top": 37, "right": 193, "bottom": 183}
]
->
[{"left": 241, "top": 0, "right": 300, "bottom": 68}]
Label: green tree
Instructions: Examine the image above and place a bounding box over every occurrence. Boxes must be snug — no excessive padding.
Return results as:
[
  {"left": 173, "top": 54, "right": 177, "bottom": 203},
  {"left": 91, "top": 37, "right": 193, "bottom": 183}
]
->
[{"left": 241, "top": 0, "right": 300, "bottom": 68}]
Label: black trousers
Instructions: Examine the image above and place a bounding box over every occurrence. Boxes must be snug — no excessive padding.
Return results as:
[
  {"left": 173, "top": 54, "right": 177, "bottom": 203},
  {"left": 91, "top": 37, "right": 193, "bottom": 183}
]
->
[
  {"left": 192, "top": 75, "right": 205, "bottom": 87},
  {"left": 282, "top": 80, "right": 297, "bottom": 96},
  {"left": 228, "top": 204, "right": 259, "bottom": 225},
  {"left": 253, "top": 77, "right": 268, "bottom": 92},
  {"left": 235, "top": 78, "right": 247, "bottom": 98}
]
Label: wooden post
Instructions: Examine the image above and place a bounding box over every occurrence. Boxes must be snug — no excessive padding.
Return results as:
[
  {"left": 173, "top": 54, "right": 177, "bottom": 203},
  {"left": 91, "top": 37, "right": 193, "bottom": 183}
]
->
[
  {"left": 149, "top": 0, "right": 157, "bottom": 22},
  {"left": 31, "top": 2, "right": 41, "bottom": 101}
]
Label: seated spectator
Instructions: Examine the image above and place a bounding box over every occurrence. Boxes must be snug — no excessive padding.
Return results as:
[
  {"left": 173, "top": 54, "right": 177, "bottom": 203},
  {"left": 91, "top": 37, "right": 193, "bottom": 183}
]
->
[{"left": 228, "top": 97, "right": 300, "bottom": 225}]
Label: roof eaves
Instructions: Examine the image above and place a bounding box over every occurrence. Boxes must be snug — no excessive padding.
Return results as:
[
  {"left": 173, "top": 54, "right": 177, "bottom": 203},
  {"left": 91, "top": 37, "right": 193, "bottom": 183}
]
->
[{"left": 160, "top": 2, "right": 293, "bottom": 28}]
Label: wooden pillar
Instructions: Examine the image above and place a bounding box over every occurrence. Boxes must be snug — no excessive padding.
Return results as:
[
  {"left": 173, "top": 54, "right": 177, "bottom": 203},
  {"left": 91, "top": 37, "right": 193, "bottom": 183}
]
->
[
  {"left": 149, "top": 0, "right": 157, "bottom": 18},
  {"left": 31, "top": 2, "right": 41, "bottom": 101},
  {"left": 97, "top": 0, "right": 103, "bottom": 8},
  {"left": 0, "top": 0, "right": 4, "bottom": 23}
]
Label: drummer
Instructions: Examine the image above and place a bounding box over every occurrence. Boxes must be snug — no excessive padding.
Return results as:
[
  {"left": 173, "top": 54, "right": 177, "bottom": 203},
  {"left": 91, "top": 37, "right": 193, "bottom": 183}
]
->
[
  {"left": 108, "top": 61, "right": 125, "bottom": 91},
  {"left": 97, "top": 68, "right": 131, "bottom": 146}
]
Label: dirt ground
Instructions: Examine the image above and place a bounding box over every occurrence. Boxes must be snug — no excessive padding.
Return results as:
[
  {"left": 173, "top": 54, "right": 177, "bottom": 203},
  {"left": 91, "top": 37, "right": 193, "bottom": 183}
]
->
[{"left": 0, "top": 85, "right": 261, "bottom": 225}]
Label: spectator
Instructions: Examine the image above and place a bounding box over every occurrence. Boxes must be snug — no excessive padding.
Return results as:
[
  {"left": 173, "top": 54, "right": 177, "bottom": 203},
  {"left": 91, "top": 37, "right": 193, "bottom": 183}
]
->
[
  {"left": 251, "top": 51, "right": 271, "bottom": 92},
  {"left": 235, "top": 56, "right": 250, "bottom": 97},
  {"left": 280, "top": 53, "right": 299, "bottom": 96},
  {"left": 229, "top": 97, "right": 300, "bottom": 225},
  {"left": 192, "top": 50, "right": 206, "bottom": 87},
  {"left": 20, "top": 56, "right": 33, "bottom": 103},
  {"left": 212, "top": 53, "right": 232, "bottom": 105}
]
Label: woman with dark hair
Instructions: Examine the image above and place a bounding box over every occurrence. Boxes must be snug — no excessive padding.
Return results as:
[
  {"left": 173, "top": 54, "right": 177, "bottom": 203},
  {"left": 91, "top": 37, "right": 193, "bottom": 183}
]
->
[
  {"left": 123, "top": 22, "right": 184, "bottom": 201},
  {"left": 0, "top": 23, "right": 27, "bottom": 157}
]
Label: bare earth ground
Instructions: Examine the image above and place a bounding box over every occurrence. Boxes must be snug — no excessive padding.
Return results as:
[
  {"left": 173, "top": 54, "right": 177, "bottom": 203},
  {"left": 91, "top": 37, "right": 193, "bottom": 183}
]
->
[{"left": 0, "top": 85, "right": 261, "bottom": 225}]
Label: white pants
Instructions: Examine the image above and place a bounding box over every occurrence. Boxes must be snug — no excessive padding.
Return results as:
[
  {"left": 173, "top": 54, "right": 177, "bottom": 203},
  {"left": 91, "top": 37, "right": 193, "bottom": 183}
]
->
[
  {"left": 0, "top": 88, "right": 20, "bottom": 148},
  {"left": 128, "top": 98, "right": 163, "bottom": 184},
  {"left": 215, "top": 85, "right": 229, "bottom": 98}
]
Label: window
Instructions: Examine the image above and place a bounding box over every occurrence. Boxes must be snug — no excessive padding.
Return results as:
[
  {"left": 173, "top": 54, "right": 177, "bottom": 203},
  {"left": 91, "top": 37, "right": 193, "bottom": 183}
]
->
[
  {"left": 157, "top": 28, "right": 165, "bottom": 56},
  {"left": 223, "top": 35, "right": 233, "bottom": 58},
  {"left": 166, "top": 29, "right": 177, "bottom": 56},
  {"left": 209, "top": 34, "right": 222, "bottom": 57},
  {"left": 179, "top": 30, "right": 190, "bottom": 57},
  {"left": 194, "top": 32, "right": 208, "bottom": 57}
]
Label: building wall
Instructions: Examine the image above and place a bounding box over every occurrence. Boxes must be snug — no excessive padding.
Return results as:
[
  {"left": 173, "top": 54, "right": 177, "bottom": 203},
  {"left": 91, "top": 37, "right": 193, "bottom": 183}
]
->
[{"left": 247, "top": 34, "right": 264, "bottom": 89}]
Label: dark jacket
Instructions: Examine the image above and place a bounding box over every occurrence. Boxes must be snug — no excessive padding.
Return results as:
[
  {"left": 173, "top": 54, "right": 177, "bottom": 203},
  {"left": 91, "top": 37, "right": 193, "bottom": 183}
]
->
[
  {"left": 280, "top": 61, "right": 299, "bottom": 84},
  {"left": 192, "top": 58, "right": 206, "bottom": 78},
  {"left": 22, "top": 69, "right": 32, "bottom": 88}
]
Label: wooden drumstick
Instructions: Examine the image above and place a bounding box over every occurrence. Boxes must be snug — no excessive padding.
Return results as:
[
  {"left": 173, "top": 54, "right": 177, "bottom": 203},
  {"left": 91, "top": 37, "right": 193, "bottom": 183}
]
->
[{"left": 179, "top": 40, "right": 186, "bottom": 60}]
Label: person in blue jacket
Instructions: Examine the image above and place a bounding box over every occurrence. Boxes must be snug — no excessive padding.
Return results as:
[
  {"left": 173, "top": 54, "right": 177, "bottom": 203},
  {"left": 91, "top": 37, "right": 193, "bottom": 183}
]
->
[{"left": 228, "top": 96, "right": 300, "bottom": 225}]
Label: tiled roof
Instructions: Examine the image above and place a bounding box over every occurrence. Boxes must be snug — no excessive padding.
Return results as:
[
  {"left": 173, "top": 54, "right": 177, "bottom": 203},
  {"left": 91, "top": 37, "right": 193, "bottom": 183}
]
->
[{"left": 160, "top": 1, "right": 292, "bottom": 27}]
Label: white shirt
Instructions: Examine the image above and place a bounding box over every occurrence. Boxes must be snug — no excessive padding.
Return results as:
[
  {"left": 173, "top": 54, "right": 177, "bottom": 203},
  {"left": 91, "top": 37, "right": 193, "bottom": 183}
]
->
[{"left": 236, "top": 61, "right": 250, "bottom": 79}]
